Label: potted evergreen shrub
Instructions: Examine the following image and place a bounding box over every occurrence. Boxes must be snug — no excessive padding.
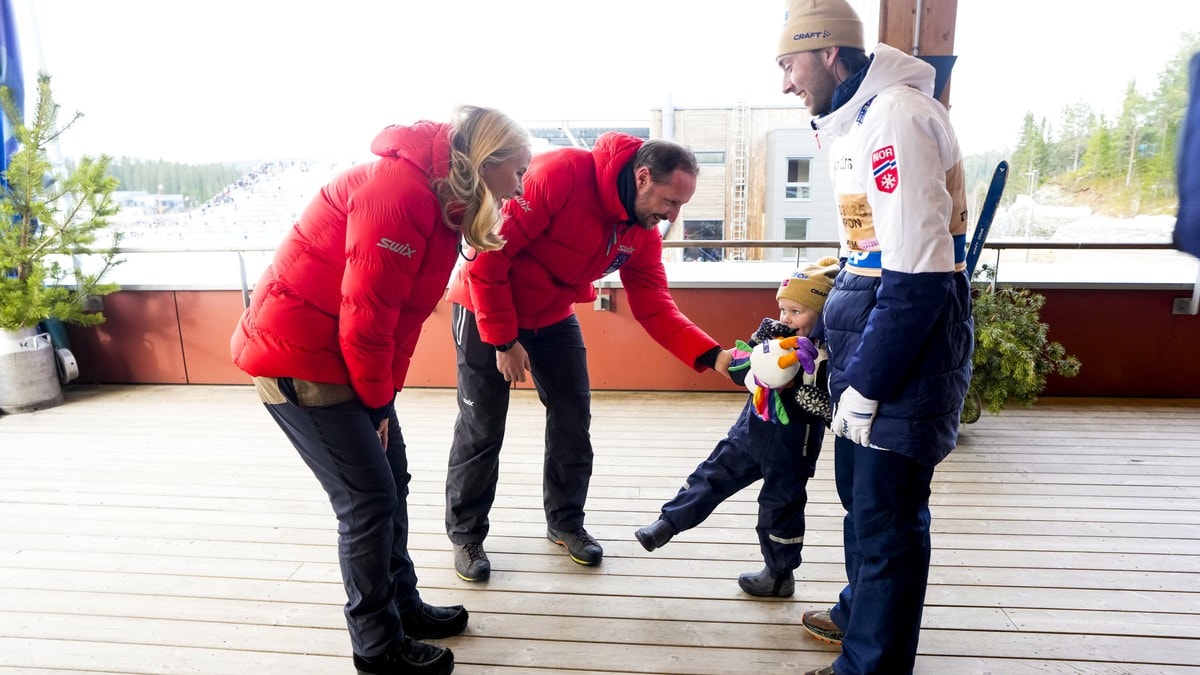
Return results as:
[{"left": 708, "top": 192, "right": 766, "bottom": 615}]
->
[
  {"left": 0, "top": 72, "right": 121, "bottom": 413},
  {"left": 961, "top": 266, "right": 1081, "bottom": 423}
]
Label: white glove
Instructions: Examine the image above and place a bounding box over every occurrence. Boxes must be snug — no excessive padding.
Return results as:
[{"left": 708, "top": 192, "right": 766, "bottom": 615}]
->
[{"left": 832, "top": 385, "right": 879, "bottom": 447}]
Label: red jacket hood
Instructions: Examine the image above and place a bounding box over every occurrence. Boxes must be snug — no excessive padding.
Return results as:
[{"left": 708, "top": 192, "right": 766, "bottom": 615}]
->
[
  {"left": 231, "top": 120, "right": 461, "bottom": 408},
  {"left": 590, "top": 131, "right": 641, "bottom": 223},
  {"left": 370, "top": 121, "right": 452, "bottom": 183}
]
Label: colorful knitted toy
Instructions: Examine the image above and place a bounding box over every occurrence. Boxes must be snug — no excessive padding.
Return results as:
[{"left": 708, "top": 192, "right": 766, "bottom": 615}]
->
[{"left": 730, "top": 335, "right": 818, "bottom": 424}]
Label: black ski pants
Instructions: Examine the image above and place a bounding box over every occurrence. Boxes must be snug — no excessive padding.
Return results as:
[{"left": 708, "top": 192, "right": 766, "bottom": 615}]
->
[
  {"left": 446, "top": 304, "right": 593, "bottom": 544},
  {"left": 262, "top": 378, "right": 418, "bottom": 658}
]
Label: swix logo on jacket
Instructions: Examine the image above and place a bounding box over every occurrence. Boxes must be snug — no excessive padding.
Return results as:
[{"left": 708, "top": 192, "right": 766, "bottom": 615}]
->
[
  {"left": 602, "top": 244, "right": 637, "bottom": 276},
  {"left": 871, "top": 145, "right": 899, "bottom": 193},
  {"left": 377, "top": 238, "right": 417, "bottom": 257}
]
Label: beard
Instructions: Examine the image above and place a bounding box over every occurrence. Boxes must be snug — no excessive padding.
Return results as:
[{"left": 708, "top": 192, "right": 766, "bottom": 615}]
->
[{"left": 632, "top": 202, "right": 664, "bottom": 230}]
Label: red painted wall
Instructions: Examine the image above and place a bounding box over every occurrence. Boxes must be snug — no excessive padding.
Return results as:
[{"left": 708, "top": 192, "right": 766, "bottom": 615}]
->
[
  {"left": 66, "top": 291, "right": 189, "bottom": 384},
  {"left": 65, "top": 286, "right": 1200, "bottom": 397},
  {"left": 403, "top": 288, "right": 758, "bottom": 392},
  {"left": 1037, "top": 288, "right": 1197, "bottom": 397}
]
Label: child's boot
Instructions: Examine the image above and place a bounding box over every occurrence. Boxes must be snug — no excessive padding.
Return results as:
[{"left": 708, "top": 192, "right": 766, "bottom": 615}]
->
[
  {"left": 634, "top": 519, "right": 674, "bottom": 551},
  {"left": 737, "top": 566, "right": 795, "bottom": 597}
]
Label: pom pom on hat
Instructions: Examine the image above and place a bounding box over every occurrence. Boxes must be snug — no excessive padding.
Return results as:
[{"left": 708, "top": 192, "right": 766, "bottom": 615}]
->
[
  {"left": 777, "top": 256, "right": 840, "bottom": 314},
  {"left": 778, "top": 0, "right": 865, "bottom": 59}
]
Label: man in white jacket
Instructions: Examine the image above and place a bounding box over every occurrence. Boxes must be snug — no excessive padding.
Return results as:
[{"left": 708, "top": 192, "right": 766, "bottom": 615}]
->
[{"left": 775, "top": 1, "right": 974, "bottom": 674}]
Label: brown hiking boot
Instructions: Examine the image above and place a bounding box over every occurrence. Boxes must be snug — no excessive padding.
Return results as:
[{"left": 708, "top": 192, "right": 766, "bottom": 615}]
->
[{"left": 801, "top": 609, "right": 844, "bottom": 645}]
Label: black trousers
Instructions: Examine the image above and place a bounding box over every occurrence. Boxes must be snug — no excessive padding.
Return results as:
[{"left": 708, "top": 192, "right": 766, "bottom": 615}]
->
[
  {"left": 446, "top": 304, "right": 592, "bottom": 543},
  {"left": 263, "top": 380, "right": 418, "bottom": 658},
  {"left": 659, "top": 439, "right": 815, "bottom": 573}
]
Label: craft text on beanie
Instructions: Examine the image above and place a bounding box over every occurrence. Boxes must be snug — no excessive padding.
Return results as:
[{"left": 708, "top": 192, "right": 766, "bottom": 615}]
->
[
  {"left": 778, "top": 0, "right": 865, "bottom": 59},
  {"left": 777, "top": 256, "right": 840, "bottom": 314}
]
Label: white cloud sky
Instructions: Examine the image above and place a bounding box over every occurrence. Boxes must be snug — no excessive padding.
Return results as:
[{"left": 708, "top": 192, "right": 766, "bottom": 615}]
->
[{"left": 20, "top": 0, "right": 1200, "bottom": 164}]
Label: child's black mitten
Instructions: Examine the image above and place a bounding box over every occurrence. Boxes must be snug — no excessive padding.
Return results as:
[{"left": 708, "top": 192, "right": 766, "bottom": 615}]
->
[{"left": 751, "top": 318, "right": 796, "bottom": 344}]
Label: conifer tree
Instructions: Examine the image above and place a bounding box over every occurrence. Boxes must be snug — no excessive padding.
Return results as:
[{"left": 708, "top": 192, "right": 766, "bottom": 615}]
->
[{"left": 0, "top": 72, "right": 121, "bottom": 331}]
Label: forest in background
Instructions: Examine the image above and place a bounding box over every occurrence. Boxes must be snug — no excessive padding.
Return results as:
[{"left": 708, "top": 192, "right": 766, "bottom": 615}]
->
[
  {"left": 104, "top": 157, "right": 247, "bottom": 207},
  {"left": 970, "top": 32, "right": 1199, "bottom": 218}
]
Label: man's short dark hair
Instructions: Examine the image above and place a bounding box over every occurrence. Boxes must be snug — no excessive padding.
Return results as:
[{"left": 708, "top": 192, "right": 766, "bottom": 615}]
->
[
  {"left": 633, "top": 140, "right": 699, "bottom": 183},
  {"left": 836, "top": 47, "right": 871, "bottom": 78}
]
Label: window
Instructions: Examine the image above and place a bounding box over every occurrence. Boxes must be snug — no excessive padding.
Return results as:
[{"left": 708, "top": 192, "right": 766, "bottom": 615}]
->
[
  {"left": 694, "top": 151, "right": 726, "bottom": 164},
  {"left": 785, "top": 157, "right": 812, "bottom": 200},
  {"left": 784, "top": 218, "right": 810, "bottom": 262},
  {"left": 682, "top": 220, "right": 724, "bottom": 262},
  {"left": 784, "top": 218, "right": 809, "bottom": 240}
]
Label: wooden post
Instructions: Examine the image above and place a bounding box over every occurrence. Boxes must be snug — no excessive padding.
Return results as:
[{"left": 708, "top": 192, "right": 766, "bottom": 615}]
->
[{"left": 877, "top": 0, "right": 958, "bottom": 108}]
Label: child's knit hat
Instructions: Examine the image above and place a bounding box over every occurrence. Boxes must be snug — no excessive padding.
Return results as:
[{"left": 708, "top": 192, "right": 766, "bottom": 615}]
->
[{"left": 777, "top": 256, "right": 840, "bottom": 313}]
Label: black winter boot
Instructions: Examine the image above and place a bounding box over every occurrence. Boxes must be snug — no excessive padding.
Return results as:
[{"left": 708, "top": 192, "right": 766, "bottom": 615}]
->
[
  {"left": 634, "top": 519, "right": 674, "bottom": 552},
  {"left": 737, "top": 566, "right": 795, "bottom": 597},
  {"left": 402, "top": 602, "right": 469, "bottom": 640},
  {"left": 353, "top": 636, "right": 454, "bottom": 674}
]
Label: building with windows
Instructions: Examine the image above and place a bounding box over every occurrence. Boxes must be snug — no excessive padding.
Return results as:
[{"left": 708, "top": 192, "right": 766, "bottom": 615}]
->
[{"left": 650, "top": 103, "right": 836, "bottom": 263}]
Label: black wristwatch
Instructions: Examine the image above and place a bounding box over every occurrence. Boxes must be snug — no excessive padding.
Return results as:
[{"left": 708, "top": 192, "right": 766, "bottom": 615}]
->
[{"left": 495, "top": 339, "right": 518, "bottom": 353}]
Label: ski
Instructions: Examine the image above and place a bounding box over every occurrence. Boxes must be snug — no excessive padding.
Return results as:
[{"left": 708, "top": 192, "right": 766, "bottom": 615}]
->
[{"left": 965, "top": 160, "right": 1009, "bottom": 277}]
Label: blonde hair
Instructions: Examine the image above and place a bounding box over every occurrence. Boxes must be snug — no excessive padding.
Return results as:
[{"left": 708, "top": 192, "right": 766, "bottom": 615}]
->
[{"left": 438, "top": 105, "right": 530, "bottom": 252}]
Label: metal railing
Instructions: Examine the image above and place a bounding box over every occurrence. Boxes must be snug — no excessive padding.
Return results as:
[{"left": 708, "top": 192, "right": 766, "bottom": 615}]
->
[
  {"left": 90, "top": 238, "right": 1199, "bottom": 316},
  {"left": 662, "top": 239, "right": 841, "bottom": 258},
  {"left": 662, "top": 239, "right": 1180, "bottom": 252},
  {"left": 659, "top": 239, "right": 1199, "bottom": 315}
]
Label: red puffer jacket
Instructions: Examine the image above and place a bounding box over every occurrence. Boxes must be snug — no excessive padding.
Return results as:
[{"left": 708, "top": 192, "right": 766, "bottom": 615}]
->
[
  {"left": 445, "top": 131, "right": 717, "bottom": 371},
  {"left": 231, "top": 122, "right": 460, "bottom": 409}
]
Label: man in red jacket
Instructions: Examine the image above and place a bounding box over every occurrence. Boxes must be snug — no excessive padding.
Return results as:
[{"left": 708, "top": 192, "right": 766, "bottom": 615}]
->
[{"left": 444, "top": 132, "right": 732, "bottom": 581}]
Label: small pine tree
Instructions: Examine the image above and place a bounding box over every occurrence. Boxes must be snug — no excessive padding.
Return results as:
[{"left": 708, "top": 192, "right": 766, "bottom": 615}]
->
[
  {"left": 0, "top": 72, "right": 122, "bottom": 331},
  {"left": 963, "top": 267, "right": 1081, "bottom": 422}
]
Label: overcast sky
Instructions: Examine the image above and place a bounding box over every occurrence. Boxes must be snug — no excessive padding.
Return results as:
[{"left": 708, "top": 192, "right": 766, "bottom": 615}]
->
[{"left": 20, "top": 1, "right": 1200, "bottom": 164}]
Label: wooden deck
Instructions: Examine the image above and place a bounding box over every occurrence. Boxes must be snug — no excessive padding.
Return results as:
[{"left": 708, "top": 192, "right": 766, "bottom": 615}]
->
[{"left": 1, "top": 384, "right": 1198, "bottom": 674}]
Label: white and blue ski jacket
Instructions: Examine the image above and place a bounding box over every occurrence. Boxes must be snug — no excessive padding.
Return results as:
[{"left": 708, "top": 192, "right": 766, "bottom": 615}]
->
[{"left": 813, "top": 43, "right": 973, "bottom": 465}]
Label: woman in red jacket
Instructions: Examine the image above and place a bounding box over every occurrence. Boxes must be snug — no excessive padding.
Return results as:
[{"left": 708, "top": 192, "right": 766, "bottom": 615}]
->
[{"left": 231, "top": 105, "right": 530, "bottom": 675}]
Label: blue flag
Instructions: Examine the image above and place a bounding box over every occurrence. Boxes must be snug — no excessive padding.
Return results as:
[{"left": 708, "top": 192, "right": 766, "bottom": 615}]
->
[{"left": 0, "top": 0, "right": 23, "bottom": 179}]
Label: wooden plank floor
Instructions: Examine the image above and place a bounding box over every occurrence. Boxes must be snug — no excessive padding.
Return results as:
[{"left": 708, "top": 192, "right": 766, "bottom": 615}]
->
[{"left": 1, "top": 384, "right": 1198, "bottom": 674}]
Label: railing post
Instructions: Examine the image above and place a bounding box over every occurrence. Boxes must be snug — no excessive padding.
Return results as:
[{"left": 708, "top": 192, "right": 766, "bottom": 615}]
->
[
  {"left": 1173, "top": 263, "right": 1200, "bottom": 315},
  {"left": 237, "top": 252, "right": 251, "bottom": 309}
]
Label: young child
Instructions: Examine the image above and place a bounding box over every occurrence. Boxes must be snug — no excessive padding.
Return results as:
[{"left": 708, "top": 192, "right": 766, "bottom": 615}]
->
[{"left": 634, "top": 257, "right": 840, "bottom": 597}]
